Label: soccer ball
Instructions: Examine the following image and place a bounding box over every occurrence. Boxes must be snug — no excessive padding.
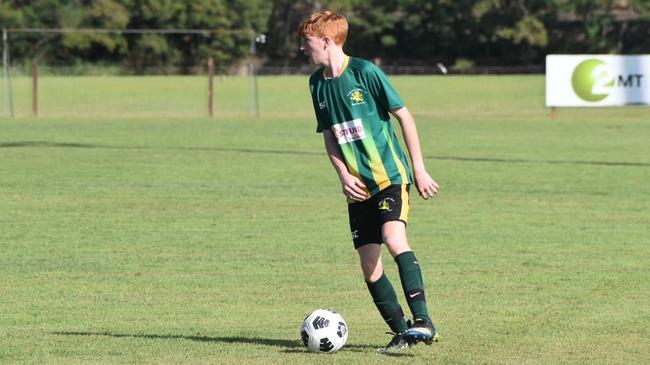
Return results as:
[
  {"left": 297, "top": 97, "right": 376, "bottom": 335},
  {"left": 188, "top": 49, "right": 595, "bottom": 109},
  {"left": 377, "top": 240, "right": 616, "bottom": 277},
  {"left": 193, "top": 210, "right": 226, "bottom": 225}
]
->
[{"left": 300, "top": 309, "right": 348, "bottom": 353}]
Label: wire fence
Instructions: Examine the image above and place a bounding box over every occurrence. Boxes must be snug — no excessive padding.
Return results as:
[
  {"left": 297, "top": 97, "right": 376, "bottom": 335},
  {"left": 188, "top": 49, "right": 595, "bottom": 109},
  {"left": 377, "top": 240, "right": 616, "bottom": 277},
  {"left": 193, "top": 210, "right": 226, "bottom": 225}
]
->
[
  {"left": 2, "top": 54, "right": 548, "bottom": 118},
  {"left": 1, "top": 62, "right": 546, "bottom": 119},
  {"left": 1, "top": 28, "right": 546, "bottom": 119},
  {"left": 255, "top": 63, "right": 545, "bottom": 75}
]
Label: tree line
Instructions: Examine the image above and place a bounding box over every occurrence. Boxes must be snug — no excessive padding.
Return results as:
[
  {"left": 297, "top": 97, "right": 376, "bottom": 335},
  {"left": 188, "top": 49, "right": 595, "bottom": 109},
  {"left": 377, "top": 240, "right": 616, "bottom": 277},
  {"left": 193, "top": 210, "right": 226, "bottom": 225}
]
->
[{"left": 1, "top": 0, "right": 649, "bottom": 73}]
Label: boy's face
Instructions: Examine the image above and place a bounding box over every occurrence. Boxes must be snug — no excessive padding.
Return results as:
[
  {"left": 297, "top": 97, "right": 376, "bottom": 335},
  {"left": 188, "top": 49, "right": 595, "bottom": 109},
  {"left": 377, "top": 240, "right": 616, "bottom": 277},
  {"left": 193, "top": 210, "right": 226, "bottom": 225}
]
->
[{"left": 300, "top": 35, "right": 328, "bottom": 66}]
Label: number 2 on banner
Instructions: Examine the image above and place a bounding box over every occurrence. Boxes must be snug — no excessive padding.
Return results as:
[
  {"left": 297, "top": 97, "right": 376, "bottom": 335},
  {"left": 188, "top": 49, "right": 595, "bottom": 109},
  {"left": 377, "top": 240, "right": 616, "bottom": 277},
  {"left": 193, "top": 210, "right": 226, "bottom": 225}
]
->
[{"left": 592, "top": 64, "right": 615, "bottom": 95}]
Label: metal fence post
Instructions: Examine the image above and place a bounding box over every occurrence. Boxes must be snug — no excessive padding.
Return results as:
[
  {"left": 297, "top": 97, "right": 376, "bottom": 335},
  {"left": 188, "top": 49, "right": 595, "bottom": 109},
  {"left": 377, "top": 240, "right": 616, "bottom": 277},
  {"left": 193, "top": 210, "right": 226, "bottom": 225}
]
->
[
  {"left": 208, "top": 57, "right": 214, "bottom": 117},
  {"left": 33, "top": 58, "right": 39, "bottom": 118},
  {"left": 3, "top": 29, "right": 15, "bottom": 118}
]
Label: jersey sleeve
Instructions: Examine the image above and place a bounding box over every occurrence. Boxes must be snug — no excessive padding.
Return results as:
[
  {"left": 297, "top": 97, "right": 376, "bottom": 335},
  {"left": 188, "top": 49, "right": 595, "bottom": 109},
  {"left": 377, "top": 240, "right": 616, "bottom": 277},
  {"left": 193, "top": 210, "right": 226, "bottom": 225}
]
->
[
  {"left": 309, "top": 74, "right": 328, "bottom": 133},
  {"left": 364, "top": 63, "right": 405, "bottom": 112}
]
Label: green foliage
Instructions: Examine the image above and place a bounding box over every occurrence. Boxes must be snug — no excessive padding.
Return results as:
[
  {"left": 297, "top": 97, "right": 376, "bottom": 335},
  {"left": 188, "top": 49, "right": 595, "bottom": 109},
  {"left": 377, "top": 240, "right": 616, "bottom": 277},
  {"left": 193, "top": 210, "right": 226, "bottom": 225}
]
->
[
  {"left": 3, "top": 0, "right": 650, "bottom": 70},
  {"left": 3, "top": 0, "right": 273, "bottom": 71},
  {"left": 0, "top": 2, "right": 23, "bottom": 28},
  {"left": 345, "top": 0, "right": 401, "bottom": 58},
  {"left": 549, "top": 0, "right": 650, "bottom": 53},
  {"left": 58, "top": 1, "right": 129, "bottom": 55},
  {"left": 496, "top": 16, "right": 548, "bottom": 46},
  {"left": 452, "top": 58, "right": 475, "bottom": 72}
]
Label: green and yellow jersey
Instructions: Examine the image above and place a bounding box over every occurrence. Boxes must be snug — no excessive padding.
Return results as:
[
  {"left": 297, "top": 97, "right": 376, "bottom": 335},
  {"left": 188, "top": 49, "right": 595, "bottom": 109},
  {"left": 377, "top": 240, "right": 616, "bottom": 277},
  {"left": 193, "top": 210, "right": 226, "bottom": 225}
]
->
[{"left": 309, "top": 56, "right": 413, "bottom": 197}]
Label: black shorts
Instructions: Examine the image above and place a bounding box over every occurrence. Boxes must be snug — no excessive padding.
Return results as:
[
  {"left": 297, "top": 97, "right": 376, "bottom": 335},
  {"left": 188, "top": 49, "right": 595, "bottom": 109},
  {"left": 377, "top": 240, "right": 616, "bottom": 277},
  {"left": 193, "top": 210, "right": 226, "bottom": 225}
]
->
[{"left": 348, "top": 184, "right": 410, "bottom": 249}]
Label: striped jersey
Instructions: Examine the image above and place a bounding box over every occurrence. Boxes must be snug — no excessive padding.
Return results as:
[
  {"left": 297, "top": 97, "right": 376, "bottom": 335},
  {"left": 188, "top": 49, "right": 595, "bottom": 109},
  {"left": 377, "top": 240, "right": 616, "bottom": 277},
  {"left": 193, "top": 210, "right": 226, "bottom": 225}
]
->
[{"left": 309, "top": 56, "right": 413, "bottom": 198}]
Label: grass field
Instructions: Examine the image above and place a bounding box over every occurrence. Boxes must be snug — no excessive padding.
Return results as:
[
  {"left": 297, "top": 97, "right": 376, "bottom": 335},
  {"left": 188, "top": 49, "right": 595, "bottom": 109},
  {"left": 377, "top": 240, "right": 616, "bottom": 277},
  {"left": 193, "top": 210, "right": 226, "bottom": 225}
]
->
[{"left": 1, "top": 75, "right": 649, "bottom": 364}]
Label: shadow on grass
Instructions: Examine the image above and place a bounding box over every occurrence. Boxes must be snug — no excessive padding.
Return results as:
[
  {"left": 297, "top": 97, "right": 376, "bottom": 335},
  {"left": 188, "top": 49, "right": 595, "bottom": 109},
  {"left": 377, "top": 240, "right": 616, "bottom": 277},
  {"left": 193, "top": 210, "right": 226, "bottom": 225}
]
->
[
  {"left": 50, "top": 331, "right": 383, "bottom": 354},
  {"left": 0, "top": 141, "right": 321, "bottom": 156},
  {"left": 2, "top": 140, "right": 649, "bottom": 167},
  {"left": 0, "top": 141, "right": 100, "bottom": 149},
  {"left": 51, "top": 331, "right": 302, "bottom": 348}
]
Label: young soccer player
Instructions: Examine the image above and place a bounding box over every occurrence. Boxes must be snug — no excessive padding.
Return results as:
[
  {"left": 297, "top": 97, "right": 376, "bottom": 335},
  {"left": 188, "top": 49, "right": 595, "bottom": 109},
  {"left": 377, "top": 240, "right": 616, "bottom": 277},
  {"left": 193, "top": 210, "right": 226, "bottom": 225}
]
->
[{"left": 298, "top": 11, "right": 441, "bottom": 353}]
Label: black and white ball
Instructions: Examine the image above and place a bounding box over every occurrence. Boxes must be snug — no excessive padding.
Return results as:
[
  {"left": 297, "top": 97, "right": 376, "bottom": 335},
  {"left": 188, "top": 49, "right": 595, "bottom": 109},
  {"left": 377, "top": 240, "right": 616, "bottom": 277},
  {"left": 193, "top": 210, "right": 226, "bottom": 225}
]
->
[{"left": 300, "top": 309, "right": 348, "bottom": 353}]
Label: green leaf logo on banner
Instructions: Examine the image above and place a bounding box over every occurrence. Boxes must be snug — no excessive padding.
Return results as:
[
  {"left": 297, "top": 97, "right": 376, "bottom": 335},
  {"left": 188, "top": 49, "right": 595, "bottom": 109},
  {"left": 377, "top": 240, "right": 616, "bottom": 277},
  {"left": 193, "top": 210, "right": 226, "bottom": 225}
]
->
[{"left": 571, "top": 59, "right": 614, "bottom": 102}]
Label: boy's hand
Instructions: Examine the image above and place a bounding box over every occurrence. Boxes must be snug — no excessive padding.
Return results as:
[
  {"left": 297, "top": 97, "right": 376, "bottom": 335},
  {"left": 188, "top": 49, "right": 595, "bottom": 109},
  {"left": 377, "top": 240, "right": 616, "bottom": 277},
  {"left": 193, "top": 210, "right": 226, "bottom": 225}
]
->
[
  {"left": 341, "top": 174, "right": 369, "bottom": 202},
  {"left": 415, "top": 170, "right": 439, "bottom": 200}
]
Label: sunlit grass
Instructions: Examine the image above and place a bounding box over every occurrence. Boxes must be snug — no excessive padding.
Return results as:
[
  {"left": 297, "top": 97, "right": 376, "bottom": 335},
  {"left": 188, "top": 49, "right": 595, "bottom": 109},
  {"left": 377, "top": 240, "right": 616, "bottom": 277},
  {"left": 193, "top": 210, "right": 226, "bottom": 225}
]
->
[{"left": 0, "top": 76, "right": 649, "bottom": 364}]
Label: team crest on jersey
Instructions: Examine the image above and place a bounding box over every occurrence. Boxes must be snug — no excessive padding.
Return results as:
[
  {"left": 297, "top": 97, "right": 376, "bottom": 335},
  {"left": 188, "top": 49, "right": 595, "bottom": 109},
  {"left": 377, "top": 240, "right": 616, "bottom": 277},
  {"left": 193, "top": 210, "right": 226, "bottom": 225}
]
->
[
  {"left": 332, "top": 119, "right": 366, "bottom": 145},
  {"left": 347, "top": 89, "right": 366, "bottom": 106}
]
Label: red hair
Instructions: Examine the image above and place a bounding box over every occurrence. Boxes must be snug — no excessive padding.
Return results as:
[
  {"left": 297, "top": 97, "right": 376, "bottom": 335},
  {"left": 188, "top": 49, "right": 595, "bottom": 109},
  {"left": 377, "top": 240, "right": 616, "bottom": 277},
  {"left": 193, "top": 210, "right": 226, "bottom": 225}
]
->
[{"left": 298, "top": 11, "right": 348, "bottom": 46}]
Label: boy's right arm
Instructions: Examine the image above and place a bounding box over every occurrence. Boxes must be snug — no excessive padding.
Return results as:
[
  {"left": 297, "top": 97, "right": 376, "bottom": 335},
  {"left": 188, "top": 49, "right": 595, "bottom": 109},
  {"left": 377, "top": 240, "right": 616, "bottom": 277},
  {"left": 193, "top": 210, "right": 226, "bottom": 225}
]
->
[
  {"left": 323, "top": 129, "right": 368, "bottom": 202},
  {"left": 391, "top": 107, "right": 439, "bottom": 200}
]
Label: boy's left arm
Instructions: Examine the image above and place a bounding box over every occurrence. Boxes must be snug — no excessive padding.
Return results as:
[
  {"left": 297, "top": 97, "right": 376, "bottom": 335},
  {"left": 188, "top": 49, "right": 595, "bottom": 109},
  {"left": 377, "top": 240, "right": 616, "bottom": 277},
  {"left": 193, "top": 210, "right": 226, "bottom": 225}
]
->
[{"left": 391, "top": 107, "right": 440, "bottom": 200}]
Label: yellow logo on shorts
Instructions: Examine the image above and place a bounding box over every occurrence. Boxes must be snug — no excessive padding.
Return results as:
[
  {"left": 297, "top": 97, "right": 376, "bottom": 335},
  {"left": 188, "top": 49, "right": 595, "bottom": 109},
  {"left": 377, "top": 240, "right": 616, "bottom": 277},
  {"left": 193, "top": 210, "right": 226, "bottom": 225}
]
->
[{"left": 378, "top": 198, "right": 394, "bottom": 212}]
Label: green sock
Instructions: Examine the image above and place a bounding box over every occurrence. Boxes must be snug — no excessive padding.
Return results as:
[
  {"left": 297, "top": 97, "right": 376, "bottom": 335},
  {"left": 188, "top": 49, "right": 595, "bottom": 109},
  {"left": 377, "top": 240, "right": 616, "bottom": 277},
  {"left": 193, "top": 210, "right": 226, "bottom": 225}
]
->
[
  {"left": 395, "top": 251, "right": 431, "bottom": 321},
  {"left": 366, "top": 273, "right": 409, "bottom": 333}
]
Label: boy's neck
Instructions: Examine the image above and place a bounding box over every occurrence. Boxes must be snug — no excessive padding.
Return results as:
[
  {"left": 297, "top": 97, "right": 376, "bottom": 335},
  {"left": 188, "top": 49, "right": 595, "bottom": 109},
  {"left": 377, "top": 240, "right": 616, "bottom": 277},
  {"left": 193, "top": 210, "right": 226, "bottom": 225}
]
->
[{"left": 324, "top": 49, "right": 348, "bottom": 79}]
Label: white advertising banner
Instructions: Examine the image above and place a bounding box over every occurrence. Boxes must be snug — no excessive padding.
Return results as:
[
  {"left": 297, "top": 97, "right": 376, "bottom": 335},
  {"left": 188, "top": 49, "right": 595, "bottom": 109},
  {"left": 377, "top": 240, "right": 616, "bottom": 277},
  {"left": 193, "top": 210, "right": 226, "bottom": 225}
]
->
[{"left": 546, "top": 55, "right": 650, "bottom": 107}]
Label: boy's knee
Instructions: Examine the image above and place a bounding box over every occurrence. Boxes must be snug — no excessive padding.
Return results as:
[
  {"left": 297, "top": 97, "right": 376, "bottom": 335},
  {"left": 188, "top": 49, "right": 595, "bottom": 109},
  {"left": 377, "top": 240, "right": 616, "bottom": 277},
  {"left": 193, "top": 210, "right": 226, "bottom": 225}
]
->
[
  {"left": 382, "top": 221, "right": 410, "bottom": 256},
  {"left": 383, "top": 233, "right": 411, "bottom": 256},
  {"left": 364, "top": 269, "right": 383, "bottom": 283},
  {"left": 360, "top": 258, "right": 383, "bottom": 282}
]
